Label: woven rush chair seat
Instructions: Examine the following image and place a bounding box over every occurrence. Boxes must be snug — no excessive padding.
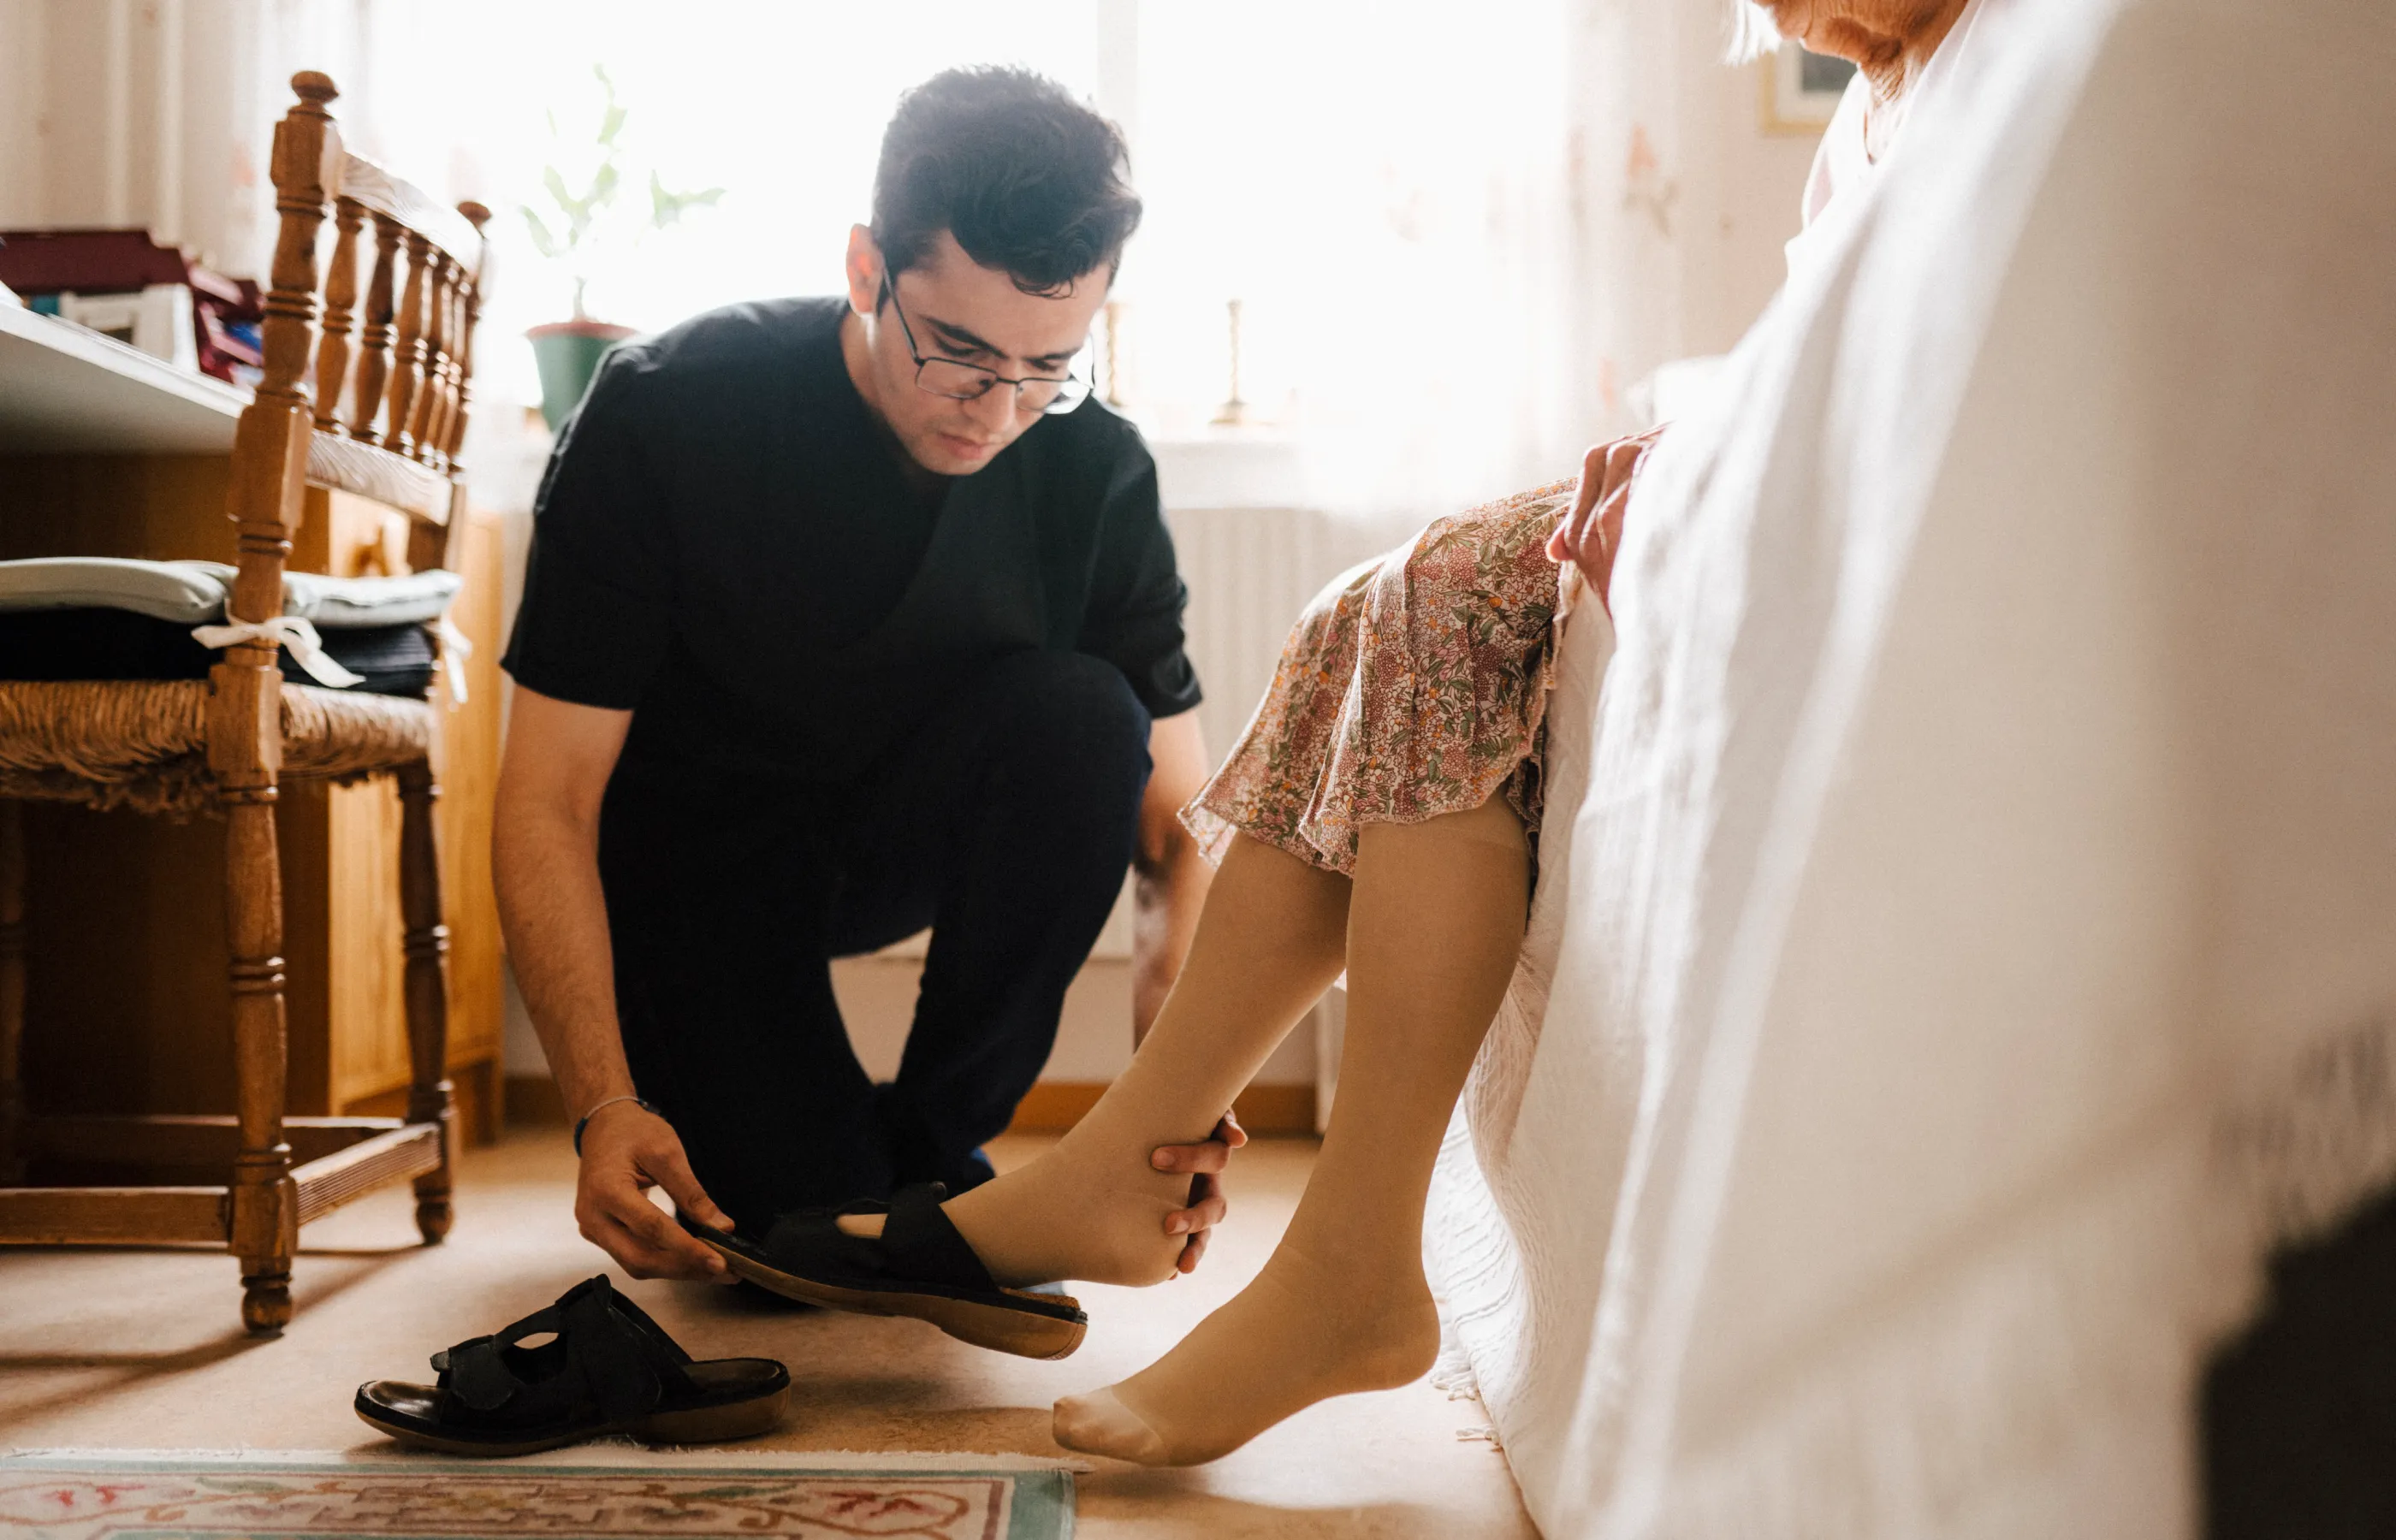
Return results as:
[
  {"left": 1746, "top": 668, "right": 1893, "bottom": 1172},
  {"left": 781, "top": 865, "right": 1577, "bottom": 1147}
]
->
[{"left": 0, "top": 679, "right": 434, "bottom": 818}]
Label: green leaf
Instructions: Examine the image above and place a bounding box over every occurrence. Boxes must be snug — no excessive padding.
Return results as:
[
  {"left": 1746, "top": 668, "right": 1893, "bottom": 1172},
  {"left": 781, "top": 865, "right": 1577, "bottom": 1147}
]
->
[
  {"left": 598, "top": 101, "right": 628, "bottom": 148},
  {"left": 542, "top": 165, "right": 572, "bottom": 215},
  {"left": 649, "top": 172, "right": 726, "bottom": 230},
  {"left": 590, "top": 161, "right": 620, "bottom": 211},
  {"left": 520, "top": 204, "right": 560, "bottom": 258}
]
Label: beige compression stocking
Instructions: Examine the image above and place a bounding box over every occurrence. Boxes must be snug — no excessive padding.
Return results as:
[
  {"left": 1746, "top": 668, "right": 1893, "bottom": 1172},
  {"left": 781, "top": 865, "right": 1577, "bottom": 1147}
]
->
[
  {"left": 840, "top": 832, "right": 1352, "bottom": 1288},
  {"left": 1053, "top": 793, "right": 1531, "bottom": 1465}
]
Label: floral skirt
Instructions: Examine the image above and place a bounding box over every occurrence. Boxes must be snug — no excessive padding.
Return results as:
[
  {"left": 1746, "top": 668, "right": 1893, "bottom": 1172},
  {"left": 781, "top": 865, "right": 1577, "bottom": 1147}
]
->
[{"left": 1182, "top": 479, "right": 1580, "bottom": 877}]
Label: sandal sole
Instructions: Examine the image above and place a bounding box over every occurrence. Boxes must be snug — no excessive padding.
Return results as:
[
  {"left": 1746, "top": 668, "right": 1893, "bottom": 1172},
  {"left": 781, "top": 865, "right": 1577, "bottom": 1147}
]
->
[
  {"left": 355, "top": 1383, "right": 792, "bottom": 1457},
  {"left": 700, "top": 1237, "right": 1087, "bottom": 1361}
]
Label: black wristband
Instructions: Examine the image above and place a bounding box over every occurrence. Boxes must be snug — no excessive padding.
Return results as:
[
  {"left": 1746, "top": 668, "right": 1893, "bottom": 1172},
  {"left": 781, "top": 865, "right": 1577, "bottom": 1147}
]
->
[{"left": 572, "top": 1095, "right": 661, "bottom": 1156}]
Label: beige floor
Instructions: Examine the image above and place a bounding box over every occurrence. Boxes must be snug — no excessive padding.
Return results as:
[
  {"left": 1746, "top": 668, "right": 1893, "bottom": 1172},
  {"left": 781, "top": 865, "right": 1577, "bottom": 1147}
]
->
[{"left": 0, "top": 1130, "right": 1535, "bottom": 1539}]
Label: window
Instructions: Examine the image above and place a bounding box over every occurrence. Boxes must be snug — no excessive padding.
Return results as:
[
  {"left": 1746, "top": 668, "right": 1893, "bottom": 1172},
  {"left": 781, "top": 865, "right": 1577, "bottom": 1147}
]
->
[{"left": 346, "top": 0, "right": 1584, "bottom": 517}]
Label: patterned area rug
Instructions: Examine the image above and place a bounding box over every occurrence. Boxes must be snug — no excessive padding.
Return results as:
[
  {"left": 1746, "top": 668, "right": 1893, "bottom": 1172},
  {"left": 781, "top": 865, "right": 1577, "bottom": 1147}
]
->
[{"left": 0, "top": 1453, "right": 1073, "bottom": 1539}]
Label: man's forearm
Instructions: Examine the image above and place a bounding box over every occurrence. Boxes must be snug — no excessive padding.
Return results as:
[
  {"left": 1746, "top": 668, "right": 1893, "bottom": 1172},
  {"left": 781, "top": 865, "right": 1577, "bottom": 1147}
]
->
[
  {"left": 1130, "top": 830, "right": 1211, "bottom": 1043},
  {"left": 494, "top": 807, "right": 637, "bottom": 1118}
]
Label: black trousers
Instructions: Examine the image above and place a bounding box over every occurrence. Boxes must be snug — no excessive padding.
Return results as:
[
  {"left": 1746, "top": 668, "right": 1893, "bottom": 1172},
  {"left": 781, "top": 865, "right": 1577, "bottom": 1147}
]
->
[
  {"left": 598, "top": 651, "right": 1153, "bottom": 1232},
  {"left": 2203, "top": 1176, "right": 2396, "bottom": 1538}
]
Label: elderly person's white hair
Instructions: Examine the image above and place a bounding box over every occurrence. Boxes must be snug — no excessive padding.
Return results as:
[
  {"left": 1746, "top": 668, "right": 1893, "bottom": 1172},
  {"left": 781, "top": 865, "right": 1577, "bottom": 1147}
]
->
[{"left": 1730, "top": 1, "right": 1783, "bottom": 61}]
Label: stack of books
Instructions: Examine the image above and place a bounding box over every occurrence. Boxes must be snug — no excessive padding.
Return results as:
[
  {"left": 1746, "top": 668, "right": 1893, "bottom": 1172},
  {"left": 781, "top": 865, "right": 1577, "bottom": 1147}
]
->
[{"left": 0, "top": 228, "right": 264, "bottom": 387}]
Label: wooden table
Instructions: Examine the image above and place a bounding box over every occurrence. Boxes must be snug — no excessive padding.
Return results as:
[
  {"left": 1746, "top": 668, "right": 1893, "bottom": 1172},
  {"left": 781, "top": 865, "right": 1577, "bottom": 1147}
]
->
[{"left": 0, "top": 304, "right": 506, "bottom": 1142}]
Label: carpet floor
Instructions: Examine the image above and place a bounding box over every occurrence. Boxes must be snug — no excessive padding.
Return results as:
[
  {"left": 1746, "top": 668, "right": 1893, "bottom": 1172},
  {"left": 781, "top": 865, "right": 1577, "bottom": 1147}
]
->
[{"left": 0, "top": 1131, "right": 1536, "bottom": 1539}]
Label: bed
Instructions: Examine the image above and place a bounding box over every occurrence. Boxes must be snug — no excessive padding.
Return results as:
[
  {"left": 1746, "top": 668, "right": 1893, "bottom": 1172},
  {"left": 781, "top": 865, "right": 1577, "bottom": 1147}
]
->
[{"left": 1424, "top": 0, "right": 2396, "bottom": 1534}]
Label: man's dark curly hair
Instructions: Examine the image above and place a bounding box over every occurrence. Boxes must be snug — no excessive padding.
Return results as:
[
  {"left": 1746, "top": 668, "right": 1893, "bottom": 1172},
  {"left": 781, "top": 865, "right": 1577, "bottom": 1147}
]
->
[{"left": 871, "top": 67, "right": 1141, "bottom": 299}]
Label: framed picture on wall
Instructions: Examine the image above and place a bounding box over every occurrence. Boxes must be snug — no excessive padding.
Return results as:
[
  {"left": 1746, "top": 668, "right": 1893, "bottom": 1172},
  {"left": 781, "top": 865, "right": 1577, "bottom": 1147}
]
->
[{"left": 1759, "top": 43, "right": 1860, "bottom": 134}]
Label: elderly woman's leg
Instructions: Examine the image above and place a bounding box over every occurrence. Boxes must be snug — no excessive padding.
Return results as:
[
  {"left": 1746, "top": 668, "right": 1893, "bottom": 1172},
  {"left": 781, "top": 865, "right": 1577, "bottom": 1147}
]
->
[
  {"left": 855, "top": 830, "right": 1351, "bottom": 1288},
  {"left": 1053, "top": 791, "right": 1529, "bottom": 1465}
]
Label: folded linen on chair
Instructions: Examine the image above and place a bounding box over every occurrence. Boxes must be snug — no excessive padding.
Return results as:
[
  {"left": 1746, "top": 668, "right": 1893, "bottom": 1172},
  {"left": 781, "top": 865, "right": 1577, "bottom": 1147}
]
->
[
  {"left": 0, "top": 557, "right": 462, "bottom": 627},
  {"left": 0, "top": 609, "right": 437, "bottom": 697},
  {"left": 0, "top": 558, "right": 464, "bottom": 698}
]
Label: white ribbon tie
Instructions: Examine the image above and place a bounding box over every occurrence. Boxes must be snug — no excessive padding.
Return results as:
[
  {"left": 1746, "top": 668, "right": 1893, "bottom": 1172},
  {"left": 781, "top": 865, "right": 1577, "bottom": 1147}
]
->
[
  {"left": 190, "top": 614, "right": 365, "bottom": 689},
  {"left": 435, "top": 614, "right": 474, "bottom": 704}
]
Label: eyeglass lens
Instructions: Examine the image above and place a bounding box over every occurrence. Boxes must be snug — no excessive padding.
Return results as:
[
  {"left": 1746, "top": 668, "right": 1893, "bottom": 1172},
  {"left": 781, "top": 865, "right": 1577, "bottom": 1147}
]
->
[{"left": 916, "top": 358, "right": 1089, "bottom": 414}]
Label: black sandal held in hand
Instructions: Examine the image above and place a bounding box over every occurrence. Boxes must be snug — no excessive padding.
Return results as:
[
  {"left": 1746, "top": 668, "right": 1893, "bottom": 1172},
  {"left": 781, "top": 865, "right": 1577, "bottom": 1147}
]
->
[
  {"left": 354, "top": 1276, "right": 791, "bottom": 1455},
  {"left": 679, "top": 1183, "right": 1088, "bottom": 1361}
]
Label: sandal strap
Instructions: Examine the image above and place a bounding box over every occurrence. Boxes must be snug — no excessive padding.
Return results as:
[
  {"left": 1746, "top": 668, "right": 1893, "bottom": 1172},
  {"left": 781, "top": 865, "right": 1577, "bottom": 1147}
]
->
[
  {"left": 748, "top": 1184, "right": 999, "bottom": 1294},
  {"left": 560, "top": 1280, "right": 671, "bottom": 1421},
  {"left": 438, "top": 1338, "right": 524, "bottom": 1412},
  {"left": 880, "top": 1182, "right": 999, "bottom": 1292},
  {"left": 432, "top": 1276, "right": 677, "bottom": 1422},
  {"left": 758, "top": 1198, "right": 887, "bottom": 1275},
  {"left": 433, "top": 1295, "right": 567, "bottom": 1411}
]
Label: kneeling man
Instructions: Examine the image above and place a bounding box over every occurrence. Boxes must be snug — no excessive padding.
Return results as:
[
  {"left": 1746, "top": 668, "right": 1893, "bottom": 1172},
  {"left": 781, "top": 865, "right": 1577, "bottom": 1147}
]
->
[{"left": 495, "top": 68, "right": 1223, "bottom": 1282}]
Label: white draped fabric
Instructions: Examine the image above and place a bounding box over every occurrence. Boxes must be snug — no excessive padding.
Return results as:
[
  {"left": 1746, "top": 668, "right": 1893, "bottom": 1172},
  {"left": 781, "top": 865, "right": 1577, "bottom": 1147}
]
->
[{"left": 1426, "top": 0, "right": 2396, "bottom": 1535}]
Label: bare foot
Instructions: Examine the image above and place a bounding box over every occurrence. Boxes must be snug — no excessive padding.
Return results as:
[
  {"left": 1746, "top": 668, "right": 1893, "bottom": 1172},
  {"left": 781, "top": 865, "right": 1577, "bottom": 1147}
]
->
[{"left": 1052, "top": 1244, "right": 1441, "bottom": 1466}]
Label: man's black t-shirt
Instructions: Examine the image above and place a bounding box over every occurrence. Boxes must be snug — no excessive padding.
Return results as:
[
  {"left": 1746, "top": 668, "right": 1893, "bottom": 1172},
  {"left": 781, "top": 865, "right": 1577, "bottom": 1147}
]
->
[{"left": 501, "top": 296, "right": 1201, "bottom": 785}]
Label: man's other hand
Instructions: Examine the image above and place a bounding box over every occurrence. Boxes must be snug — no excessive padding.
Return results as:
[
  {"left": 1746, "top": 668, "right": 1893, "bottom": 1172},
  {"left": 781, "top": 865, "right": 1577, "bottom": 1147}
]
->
[
  {"left": 1149, "top": 1110, "right": 1248, "bottom": 1274},
  {"left": 574, "top": 1101, "right": 739, "bottom": 1282}
]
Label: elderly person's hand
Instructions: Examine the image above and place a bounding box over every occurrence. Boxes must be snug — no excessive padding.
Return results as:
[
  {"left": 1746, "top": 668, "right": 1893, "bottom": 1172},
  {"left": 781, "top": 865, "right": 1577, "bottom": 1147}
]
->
[
  {"left": 1148, "top": 1111, "right": 1248, "bottom": 1273},
  {"left": 1548, "top": 426, "right": 1665, "bottom": 607},
  {"left": 1549, "top": 427, "right": 1665, "bottom": 605}
]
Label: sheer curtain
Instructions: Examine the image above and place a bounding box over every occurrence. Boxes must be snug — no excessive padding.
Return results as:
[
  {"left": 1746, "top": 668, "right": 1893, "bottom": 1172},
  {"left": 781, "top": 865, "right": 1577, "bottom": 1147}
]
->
[
  {"left": 1127, "top": 0, "right": 1585, "bottom": 523},
  {"left": 3, "top": 0, "right": 1686, "bottom": 528},
  {"left": 1125, "top": 0, "right": 1755, "bottom": 524},
  {"left": 425, "top": 0, "right": 1610, "bottom": 528},
  {"left": 0, "top": 0, "right": 379, "bottom": 291},
  {"left": 328, "top": 2, "right": 1108, "bottom": 415}
]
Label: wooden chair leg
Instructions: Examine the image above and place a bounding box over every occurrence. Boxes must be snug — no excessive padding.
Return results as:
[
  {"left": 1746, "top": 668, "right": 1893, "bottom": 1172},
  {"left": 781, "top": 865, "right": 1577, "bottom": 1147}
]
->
[
  {"left": 223, "top": 790, "right": 297, "bottom": 1334},
  {"left": 399, "top": 763, "right": 454, "bottom": 1245},
  {"left": 0, "top": 801, "right": 26, "bottom": 1184}
]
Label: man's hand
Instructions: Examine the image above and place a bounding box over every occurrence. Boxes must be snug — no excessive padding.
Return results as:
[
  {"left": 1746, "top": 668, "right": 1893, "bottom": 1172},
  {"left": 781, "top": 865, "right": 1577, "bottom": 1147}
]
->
[
  {"left": 573, "top": 1101, "right": 738, "bottom": 1282},
  {"left": 1148, "top": 1111, "right": 1248, "bottom": 1274},
  {"left": 1547, "top": 425, "right": 1667, "bottom": 607}
]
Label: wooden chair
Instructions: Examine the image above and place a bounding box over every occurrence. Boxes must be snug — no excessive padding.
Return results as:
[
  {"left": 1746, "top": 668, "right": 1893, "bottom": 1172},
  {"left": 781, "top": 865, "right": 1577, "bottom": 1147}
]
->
[{"left": 0, "top": 73, "right": 489, "bottom": 1333}]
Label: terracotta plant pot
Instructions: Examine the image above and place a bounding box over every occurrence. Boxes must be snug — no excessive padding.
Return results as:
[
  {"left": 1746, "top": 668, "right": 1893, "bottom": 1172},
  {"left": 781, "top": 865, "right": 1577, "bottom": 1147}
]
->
[{"left": 527, "top": 319, "right": 638, "bottom": 432}]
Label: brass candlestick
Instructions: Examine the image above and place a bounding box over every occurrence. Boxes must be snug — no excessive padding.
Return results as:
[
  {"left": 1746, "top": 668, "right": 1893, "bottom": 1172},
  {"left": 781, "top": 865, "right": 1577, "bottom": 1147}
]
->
[
  {"left": 1212, "top": 297, "right": 1248, "bottom": 427},
  {"left": 1102, "top": 299, "right": 1127, "bottom": 407}
]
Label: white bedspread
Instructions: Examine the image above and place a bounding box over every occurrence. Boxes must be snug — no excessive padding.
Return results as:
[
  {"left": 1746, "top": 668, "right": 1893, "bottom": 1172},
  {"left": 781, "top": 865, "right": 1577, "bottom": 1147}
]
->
[{"left": 1425, "top": 1, "right": 2396, "bottom": 1535}]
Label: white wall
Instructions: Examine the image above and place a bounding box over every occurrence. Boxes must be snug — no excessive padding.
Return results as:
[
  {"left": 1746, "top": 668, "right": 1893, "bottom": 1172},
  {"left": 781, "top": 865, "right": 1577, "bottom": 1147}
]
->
[{"left": 1675, "top": 28, "right": 1821, "bottom": 354}]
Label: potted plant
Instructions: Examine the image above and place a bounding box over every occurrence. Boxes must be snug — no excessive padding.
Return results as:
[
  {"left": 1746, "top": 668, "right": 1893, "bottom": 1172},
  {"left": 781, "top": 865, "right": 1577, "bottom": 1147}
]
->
[{"left": 522, "top": 66, "right": 723, "bottom": 430}]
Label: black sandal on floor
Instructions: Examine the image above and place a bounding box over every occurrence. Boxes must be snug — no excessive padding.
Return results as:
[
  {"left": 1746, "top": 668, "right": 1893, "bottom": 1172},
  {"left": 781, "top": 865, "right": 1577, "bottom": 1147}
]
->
[
  {"left": 354, "top": 1276, "right": 791, "bottom": 1455},
  {"left": 679, "top": 1183, "right": 1087, "bottom": 1361}
]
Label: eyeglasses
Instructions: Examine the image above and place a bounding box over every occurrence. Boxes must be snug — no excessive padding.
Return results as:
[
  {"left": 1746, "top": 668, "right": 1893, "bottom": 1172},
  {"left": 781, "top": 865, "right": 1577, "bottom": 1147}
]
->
[{"left": 881, "top": 275, "right": 1091, "bottom": 417}]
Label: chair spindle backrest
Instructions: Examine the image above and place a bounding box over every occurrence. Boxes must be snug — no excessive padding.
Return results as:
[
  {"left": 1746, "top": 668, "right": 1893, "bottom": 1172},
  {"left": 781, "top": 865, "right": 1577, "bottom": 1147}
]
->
[
  {"left": 228, "top": 73, "right": 341, "bottom": 640},
  {"left": 311, "top": 170, "right": 489, "bottom": 473},
  {"left": 349, "top": 213, "right": 403, "bottom": 446},
  {"left": 222, "top": 70, "right": 489, "bottom": 709},
  {"left": 234, "top": 68, "right": 490, "bottom": 636}
]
